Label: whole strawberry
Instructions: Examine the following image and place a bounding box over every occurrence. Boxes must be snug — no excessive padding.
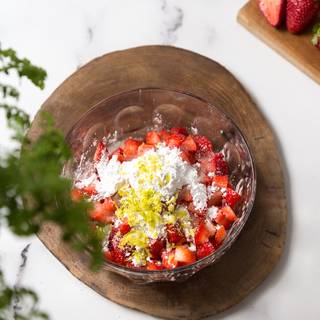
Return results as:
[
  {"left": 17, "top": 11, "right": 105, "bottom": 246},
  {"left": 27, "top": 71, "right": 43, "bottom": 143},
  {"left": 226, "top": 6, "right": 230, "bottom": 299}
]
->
[
  {"left": 286, "top": 0, "right": 320, "bottom": 33},
  {"left": 312, "top": 23, "right": 320, "bottom": 48}
]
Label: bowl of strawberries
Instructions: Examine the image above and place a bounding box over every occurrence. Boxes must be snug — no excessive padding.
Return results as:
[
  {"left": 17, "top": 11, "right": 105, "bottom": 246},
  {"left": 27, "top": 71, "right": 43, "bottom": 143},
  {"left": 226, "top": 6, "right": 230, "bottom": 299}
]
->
[{"left": 65, "top": 88, "right": 256, "bottom": 283}]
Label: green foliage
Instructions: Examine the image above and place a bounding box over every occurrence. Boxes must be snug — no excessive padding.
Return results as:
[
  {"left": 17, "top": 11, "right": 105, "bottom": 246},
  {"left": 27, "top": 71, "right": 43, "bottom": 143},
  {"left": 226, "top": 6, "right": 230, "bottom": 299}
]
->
[
  {"left": 0, "top": 48, "right": 47, "bottom": 89},
  {"left": 0, "top": 47, "right": 103, "bottom": 319}
]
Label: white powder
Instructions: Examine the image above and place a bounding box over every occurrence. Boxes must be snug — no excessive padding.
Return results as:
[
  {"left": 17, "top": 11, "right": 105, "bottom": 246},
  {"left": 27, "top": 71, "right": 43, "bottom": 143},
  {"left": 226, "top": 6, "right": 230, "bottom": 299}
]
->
[
  {"left": 79, "top": 143, "right": 208, "bottom": 211},
  {"left": 207, "top": 206, "right": 219, "bottom": 220}
]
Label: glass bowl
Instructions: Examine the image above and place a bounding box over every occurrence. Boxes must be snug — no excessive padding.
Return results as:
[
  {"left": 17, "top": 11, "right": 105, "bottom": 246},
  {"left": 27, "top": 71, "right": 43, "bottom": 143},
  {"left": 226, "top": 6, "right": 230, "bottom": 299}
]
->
[{"left": 65, "top": 88, "right": 256, "bottom": 283}]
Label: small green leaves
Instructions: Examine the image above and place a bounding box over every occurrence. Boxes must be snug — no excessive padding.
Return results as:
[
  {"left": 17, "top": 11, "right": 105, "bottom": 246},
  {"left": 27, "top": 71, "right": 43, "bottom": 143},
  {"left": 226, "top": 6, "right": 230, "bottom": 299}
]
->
[
  {"left": 0, "top": 48, "right": 47, "bottom": 89},
  {"left": 0, "top": 46, "right": 103, "bottom": 319}
]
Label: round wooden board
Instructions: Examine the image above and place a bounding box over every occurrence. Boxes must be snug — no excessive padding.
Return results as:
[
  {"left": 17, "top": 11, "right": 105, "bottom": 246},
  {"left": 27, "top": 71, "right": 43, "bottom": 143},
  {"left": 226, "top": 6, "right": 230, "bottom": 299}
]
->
[{"left": 28, "top": 46, "right": 287, "bottom": 320}]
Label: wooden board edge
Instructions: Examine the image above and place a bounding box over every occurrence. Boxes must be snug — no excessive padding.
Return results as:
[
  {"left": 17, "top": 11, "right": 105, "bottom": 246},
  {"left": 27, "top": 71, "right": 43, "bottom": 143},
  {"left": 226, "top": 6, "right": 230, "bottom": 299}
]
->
[{"left": 237, "top": 1, "right": 320, "bottom": 86}]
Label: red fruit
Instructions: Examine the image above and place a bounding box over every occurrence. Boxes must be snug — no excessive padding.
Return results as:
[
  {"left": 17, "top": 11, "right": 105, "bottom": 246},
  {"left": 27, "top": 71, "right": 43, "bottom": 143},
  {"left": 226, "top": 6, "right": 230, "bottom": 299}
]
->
[
  {"left": 104, "top": 250, "right": 113, "bottom": 261},
  {"left": 179, "top": 151, "right": 195, "bottom": 164},
  {"left": 194, "top": 221, "right": 216, "bottom": 245},
  {"left": 199, "top": 154, "right": 215, "bottom": 173},
  {"left": 137, "top": 143, "right": 154, "bottom": 155},
  {"left": 214, "top": 153, "right": 228, "bottom": 176},
  {"left": 147, "top": 260, "right": 164, "bottom": 270},
  {"left": 174, "top": 246, "right": 196, "bottom": 265},
  {"left": 220, "top": 206, "right": 238, "bottom": 223},
  {"left": 166, "top": 224, "right": 186, "bottom": 244},
  {"left": 178, "top": 186, "right": 193, "bottom": 202},
  {"left": 161, "top": 249, "right": 178, "bottom": 269},
  {"left": 207, "top": 191, "right": 223, "bottom": 207},
  {"left": 286, "top": 0, "right": 320, "bottom": 33},
  {"left": 198, "top": 172, "right": 213, "bottom": 185},
  {"left": 146, "top": 131, "right": 161, "bottom": 145},
  {"left": 214, "top": 210, "right": 231, "bottom": 229},
  {"left": 181, "top": 135, "right": 197, "bottom": 152},
  {"left": 170, "top": 127, "right": 188, "bottom": 135},
  {"left": 225, "top": 188, "right": 241, "bottom": 207},
  {"left": 89, "top": 198, "right": 116, "bottom": 224},
  {"left": 158, "top": 129, "right": 170, "bottom": 141},
  {"left": 196, "top": 242, "right": 215, "bottom": 259},
  {"left": 212, "top": 175, "right": 228, "bottom": 188},
  {"left": 187, "top": 202, "right": 207, "bottom": 217},
  {"left": 110, "top": 147, "right": 124, "bottom": 162},
  {"left": 258, "top": 0, "right": 286, "bottom": 27},
  {"left": 70, "top": 188, "right": 83, "bottom": 201},
  {"left": 193, "top": 135, "right": 213, "bottom": 154},
  {"left": 123, "top": 139, "right": 142, "bottom": 160},
  {"left": 312, "top": 23, "right": 320, "bottom": 48},
  {"left": 80, "top": 184, "right": 98, "bottom": 196},
  {"left": 165, "top": 133, "right": 186, "bottom": 148},
  {"left": 93, "top": 140, "right": 107, "bottom": 162},
  {"left": 149, "top": 238, "right": 165, "bottom": 259},
  {"left": 111, "top": 247, "right": 126, "bottom": 265},
  {"left": 215, "top": 225, "right": 226, "bottom": 245},
  {"left": 119, "top": 223, "right": 131, "bottom": 235}
]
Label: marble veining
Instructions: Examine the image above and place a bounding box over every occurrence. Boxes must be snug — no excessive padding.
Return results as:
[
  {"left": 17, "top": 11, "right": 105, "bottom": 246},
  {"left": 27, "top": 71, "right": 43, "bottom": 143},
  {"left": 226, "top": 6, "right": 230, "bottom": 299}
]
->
[
  {"left": 161, "top": 0, "right": 184, "bottom": 45},
  {"left": 13, "top": 244, "right": 31, "bottom": 317}
]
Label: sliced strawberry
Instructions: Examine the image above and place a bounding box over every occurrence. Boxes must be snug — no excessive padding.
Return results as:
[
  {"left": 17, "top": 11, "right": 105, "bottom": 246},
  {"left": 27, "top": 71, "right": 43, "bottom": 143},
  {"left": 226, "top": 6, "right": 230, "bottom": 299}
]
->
[
  {"left": 110, "top": 147, "right": 124, "bottom": 162},
  {"left": 196, "top": 242, "right": 215, "bottom": 259},
  {"left": 104, "top": 250, "right": 113, "bottom": 261},
  {"left": 170, "top": 127, "right": 188, "bottom": 135},
  {"left": 194, "top": 221, "right": 216, "bottom": 245},
  {"left": 214, "top": 153, "right": 228, "bottom": 176},
  {"left": 93, "top": 140, "right": 107, "bottom": 162},
  {"left": 161, "top": 249, "right": 178, "bottom": 269},
  {"left": 212, "top": 175, "right": 228, "bottom": 188},
  {"left": 193, "top": 135, "right": 213, "bottom": 154},
  {"left": 179, "top": 150, "right": 195, "bottom": 164},
  {"left": 207, "top": 190, "right": 223, "bottom": 207},
  {"left": 165, "top": 133, "right": 186, "bottom": 148},
  {"left": 198, "top": 172, "right": 213, "bottom": 186},
  {"left": 220, "top": 205, "right": 238, "bottom": 223},
  {"left": 181, "top": 135, "right": 197, "bottom": 152},
  {"left": 137, "top": 143, "right": 154, "bottom": 155},
  {"left": 149, "top": 238, "right": 165, "bottom": 259},
  {"left": 214, "top": 210, "right": 231, "bottom": 229},
  {"left": 80, "top": 184, "right": 98, "bottom": 196},
  {"left": 119, "top": 222, "right": 131, "bottom": 235},
  {"left": 258, "top": 0, "right": 286, "bottom": 27},
  {"left": 146, "top": 131, "right": 161, "bottom": 145},
  {"left": 166, "top": 224, "right": 186, "bottom": 244},
  {"left": 214, "top": 225, "right": 226, "bottom": 245},
  {"left": 199, "top": 154, "right": 215, "bottom": 173},
  {"left": 123, "top": 139, "right": 142, "bottom": 160},
  {"left": 70, "top": 188, "right": 83, "bottom": 201},
  {"left": 187, "top": 202, "right": 207, "bottom": 217},
  {"left": 174, "top": 246, "right": 196, "bottom": 265},
  {"left": 158, "top": 129, "right": 170, "bottom": 141},
  {"left": 110, "top": 247, "right": 126, "bottom": 265},
  {"left": 89, "top": 198, "right": 116, "bottom": 224},
  {"left": 178, "top": 186, "right": 193, "bottom": 203},
  {"left": 225, "top": 188, "right": 241, "bottom": 207},
  {"left": 147, "top": 260, "right": 164, "bottom": 270},
  {"left": 286, "top": 0, "right": 320, "bottom": 33},
  {"left": 102, "top": 197, "right": 116, "bottom": 212}
]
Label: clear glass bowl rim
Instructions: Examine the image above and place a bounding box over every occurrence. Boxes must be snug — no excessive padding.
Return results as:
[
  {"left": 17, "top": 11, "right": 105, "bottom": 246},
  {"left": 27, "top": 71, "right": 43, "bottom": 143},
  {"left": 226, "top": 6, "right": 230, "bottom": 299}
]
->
[{"left": 67, "top": 87, "right": 257, "bottom": 278}]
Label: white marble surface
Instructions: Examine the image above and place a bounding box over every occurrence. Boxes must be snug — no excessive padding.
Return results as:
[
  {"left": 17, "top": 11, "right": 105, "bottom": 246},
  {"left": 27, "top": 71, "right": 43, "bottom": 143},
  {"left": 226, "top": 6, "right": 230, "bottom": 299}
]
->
[{"left": 1, "top": 0, "right": 320, "bottom": 319}]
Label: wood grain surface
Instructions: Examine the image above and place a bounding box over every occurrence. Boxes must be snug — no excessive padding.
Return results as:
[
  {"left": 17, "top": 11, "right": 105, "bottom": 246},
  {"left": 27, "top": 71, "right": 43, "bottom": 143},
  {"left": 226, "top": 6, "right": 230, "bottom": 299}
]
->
[
  {"left": 238, "top": 0, "right": 320, "bottom": 85},
  {"left": 28, "top": 46, "right": 287, "bottom": 320}
]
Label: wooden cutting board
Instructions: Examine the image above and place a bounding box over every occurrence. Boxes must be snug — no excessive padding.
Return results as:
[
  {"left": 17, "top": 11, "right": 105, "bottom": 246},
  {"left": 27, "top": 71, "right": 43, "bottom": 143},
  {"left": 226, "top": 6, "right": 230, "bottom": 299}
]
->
[
  {"left": 28, "top": 46, "right": 287, "bottom": 320},
  {"left": 238, "top": 0, "right": 320, "bottom": 85}
]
